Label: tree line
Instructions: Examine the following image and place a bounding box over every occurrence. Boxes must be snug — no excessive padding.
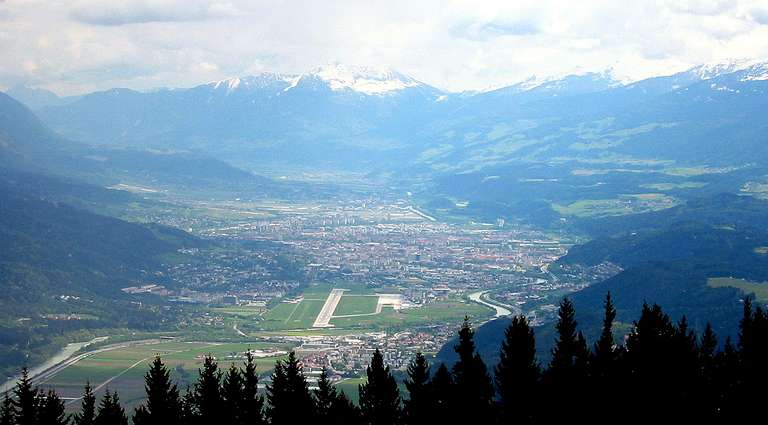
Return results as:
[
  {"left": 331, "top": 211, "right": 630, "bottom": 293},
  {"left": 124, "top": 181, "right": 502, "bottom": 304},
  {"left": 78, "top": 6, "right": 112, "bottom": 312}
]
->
[{"left": 2, "top": 292, "right": 767, "bottom": 424}]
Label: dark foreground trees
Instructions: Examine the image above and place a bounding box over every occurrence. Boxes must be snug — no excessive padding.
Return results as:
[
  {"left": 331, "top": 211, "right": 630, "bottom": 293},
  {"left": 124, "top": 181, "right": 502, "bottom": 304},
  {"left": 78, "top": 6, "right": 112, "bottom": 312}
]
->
[{"left": 3, "top": 293, "right": 768, "bottom": 424}]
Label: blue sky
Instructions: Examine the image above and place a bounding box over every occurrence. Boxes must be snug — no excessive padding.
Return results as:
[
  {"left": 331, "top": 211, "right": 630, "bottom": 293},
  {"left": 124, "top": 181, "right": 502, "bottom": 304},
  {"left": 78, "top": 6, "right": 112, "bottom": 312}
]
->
[{"left": 2, "top": 0, "right": 768, "bottom": 94}]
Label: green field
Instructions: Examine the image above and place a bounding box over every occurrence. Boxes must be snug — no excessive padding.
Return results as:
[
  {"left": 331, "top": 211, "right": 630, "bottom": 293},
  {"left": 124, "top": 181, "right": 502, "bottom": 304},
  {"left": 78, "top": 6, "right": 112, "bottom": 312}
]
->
[
  {"left": 39, "top": 340, "right": 292, "bottom": 410},
  {"left": 707, "top": 277, "right": 768, "bottom": 302},
  {"left": 260, "top": 299, "right": 326, "bottom": 330},
  {"left": 335, "top": 378, "right": 366, "bottom": 403},
  {"left": 211, "top": 305, "right": 266, "bottom": 318},
  {"left": 640, "top": 182, "right": 707, "bottom": 191},
  {"left": 552, "top": 193, "right": 677, "bottom": 218},
  {"left": 329, "top": 300, "right": 493, "bottom": 328},
  {"left": 333, "top": 296, "right": 379, "bottom": 316},
  {"left": 220, "top": 283, "right": 495, "bottom": 332}
]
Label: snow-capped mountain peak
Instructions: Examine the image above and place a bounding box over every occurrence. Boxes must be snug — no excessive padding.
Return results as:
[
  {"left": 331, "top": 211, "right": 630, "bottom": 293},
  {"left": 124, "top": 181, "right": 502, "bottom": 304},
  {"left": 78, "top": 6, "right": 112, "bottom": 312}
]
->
[
  {"left": 209, "top": 73, "right": 296, "bottom": 92},
  {"left": 687, "top": 59, "right": 763, "bottom": 80},
  {"left": 303, "top": 64, "right": 422, "bottom": 95},
  {"left": 739, "top": 62, "right": 768, "bottom": 82}
]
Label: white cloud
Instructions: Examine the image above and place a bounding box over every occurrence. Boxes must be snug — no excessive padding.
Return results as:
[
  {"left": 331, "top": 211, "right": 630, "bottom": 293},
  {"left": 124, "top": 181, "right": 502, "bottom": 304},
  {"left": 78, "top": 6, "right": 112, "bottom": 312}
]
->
[{"left": 1, "top": 0, "right": 767, "bottom": 95}]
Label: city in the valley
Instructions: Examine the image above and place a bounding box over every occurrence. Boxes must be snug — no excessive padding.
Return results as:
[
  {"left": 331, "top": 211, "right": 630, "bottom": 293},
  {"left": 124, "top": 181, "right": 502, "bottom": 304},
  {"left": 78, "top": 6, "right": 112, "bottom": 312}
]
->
[{"left": 71, "top": 189, "right": 613, "bottom": 394}]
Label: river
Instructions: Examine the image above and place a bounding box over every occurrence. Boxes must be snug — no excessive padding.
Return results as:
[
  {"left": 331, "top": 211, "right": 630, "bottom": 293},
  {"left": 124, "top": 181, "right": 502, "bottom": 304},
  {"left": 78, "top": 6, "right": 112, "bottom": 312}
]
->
[
  {"left": 469, "top": 291, "right": 514, "bottom": 318},
  {"left": 1, "top": 337, "right": 107, "bottom": 393}
]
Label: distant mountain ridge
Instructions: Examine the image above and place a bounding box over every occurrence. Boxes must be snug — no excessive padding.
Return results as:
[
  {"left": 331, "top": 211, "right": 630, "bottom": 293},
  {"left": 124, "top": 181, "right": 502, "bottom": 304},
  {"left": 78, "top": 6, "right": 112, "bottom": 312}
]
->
[{"left": 10, "top": 59, "right": 768, "bottom": 224}]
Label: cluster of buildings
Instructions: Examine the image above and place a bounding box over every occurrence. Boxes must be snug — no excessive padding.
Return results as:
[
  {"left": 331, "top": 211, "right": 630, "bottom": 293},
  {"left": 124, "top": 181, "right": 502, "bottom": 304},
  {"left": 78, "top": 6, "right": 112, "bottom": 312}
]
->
[{"left": 261, "top": 328, "right": 458, "bottom": 377}]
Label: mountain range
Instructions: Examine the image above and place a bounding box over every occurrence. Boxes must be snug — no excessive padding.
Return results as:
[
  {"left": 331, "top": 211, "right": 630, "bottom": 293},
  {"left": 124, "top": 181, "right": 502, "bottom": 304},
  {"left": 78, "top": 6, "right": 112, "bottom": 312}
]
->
[{"left": 6, "top": 61, "right": 766, "bottom": 226}]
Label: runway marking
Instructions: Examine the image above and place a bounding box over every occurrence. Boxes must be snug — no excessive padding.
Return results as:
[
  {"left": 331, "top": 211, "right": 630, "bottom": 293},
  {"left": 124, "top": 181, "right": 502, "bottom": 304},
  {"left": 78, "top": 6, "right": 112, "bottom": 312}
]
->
[{"left": 313, "top": 289, "right": 346, "bottom": 328}]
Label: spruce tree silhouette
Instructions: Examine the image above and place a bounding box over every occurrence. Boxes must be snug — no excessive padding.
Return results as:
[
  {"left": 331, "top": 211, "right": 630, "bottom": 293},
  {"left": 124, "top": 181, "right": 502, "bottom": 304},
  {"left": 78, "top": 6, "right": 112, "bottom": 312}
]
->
[
  {"left": 0, "top": 393, "right": 15, "bottom": 425},
  {"left": 315, "top": 368, "right": 338, "bottom": 423},
  {"left": 452, "top": 317, "right": 494, "bottom": 424},
  {"left": 73, "top": 382, "right": 96, "bottom": 425},
  {"left": 39, "top": 390, "right": 68, "bottom": 425},
  {"left": 698, "top": 323, "right": 719, "bottom": 420},
  {"left": 544, "top": 298, "right": 589, "bottom": 422},
  {"left": 715, "top": 336, "right": 739, "bottom": 419},
  {"left": 403, "top": 352, "right": 431, "bottom": 425},
  {"left": 671, "top": 316, "right": 700, "bottom": 420},
  {"left": 133, "top": 356, "right": 182, "bottom": 425},
  {"left": 589, "top": 293, "right": 621, "bottom": 424},
  {"left": 625, "top": 303, "right": 677, "bottom": 420},
  {"left": 12, "top": 368, "right": 39, "bottom": 425},
  {"left": 429, "top": 364, "right": 454, "bottom": 424},
  {"left": 359, "top": 349, "right": 401, "bottom": 425},
  {"left": 221, "top": 363, "right": 244, "bottom": 425},
  {"left": 180, "top": 388, "right": 197, "bottom": 424},
  {"left": 267, "top": 351, "right": 314, "bottom": 425},
  {"left": 331, "top": 391, "right": 362, "bottom": 425},
  {"left": 592, "top": 292, "right": 617, "bottom": 375},
  {"left": 241, "top": 352, "right": 265, "bottom": 425},
  {"left": 315, "top": 367, "right": 361, "bottom": 425},
  {"left": 735, "top": 297, "right": 768, "bottom": 421},
  {"left": 193, "top": 356, "right": 223, "bottom": 423},
  {"left": 95, "top": 390, "right": 128, "bottom": 425},
  {"left": 495, "top": 315, "right": 539, "bottom": 425}
]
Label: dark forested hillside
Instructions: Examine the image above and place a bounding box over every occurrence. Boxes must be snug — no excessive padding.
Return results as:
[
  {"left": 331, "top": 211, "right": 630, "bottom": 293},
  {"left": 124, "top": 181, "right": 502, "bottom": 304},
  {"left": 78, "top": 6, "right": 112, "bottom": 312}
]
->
[{"left": 0, "top": 175, "right": 205, "bottom": 376}]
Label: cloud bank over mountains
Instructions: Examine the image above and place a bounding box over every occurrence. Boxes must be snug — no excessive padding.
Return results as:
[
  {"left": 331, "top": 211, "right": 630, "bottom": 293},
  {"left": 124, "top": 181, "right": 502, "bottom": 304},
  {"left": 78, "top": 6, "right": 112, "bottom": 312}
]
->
[{"left": 2, "top": 0, "right": 768, "bottom": 94}]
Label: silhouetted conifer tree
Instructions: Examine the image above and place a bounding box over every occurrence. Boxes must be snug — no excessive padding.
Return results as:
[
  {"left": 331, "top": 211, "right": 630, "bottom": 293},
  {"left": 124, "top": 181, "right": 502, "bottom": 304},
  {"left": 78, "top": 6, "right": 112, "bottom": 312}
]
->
[
  {"left": 549, "top": 298, "right": 588, "bottom": 375},
  {"left": 221, "top": 363, "right": 243, "bottom": 425},
  {"left": 625, "top": 303, "right": 677, "bottom": 420},
  {"left": 95, "top": 391, "right": 127, "bottom": 425},
  {"left": 179, "top": 388, "right": 197, "bottom": 424},
  {"left": 697, "top": 323, "right": 719, "bottom": 420},
  {"left": 592, "top": 293, "right": 617, "bottom": 374},
  {"left": 452, "top": 317, "right": 494, "bottom": 424},
  {"left": 672, "top": 316, "right": 700, "bottom": 410},
  {"left": 544, "top": 298, "right": 589, "bottom": 422},
  {"left": 267, "top": 351, "right": 314, "bottom": 425},
  {"left": 403, "top": 352, "right": 431, "bottom": 425},
  {"left": 359, "top": 349, "right": 401, "bottom": 425},
  {"left": 315, "top": 368, "right": 338, "bottom": 423},
  {"left": 73, "top": 382, "right": 96, "bottom": 425},
  {"left": 133, "top": 356, "right": 182, "bottom": 425},
  {"left": 192, "top": 356, "right": 222, "bottom": 423},
  {"left": 734, "top": 297, "right": 768, "bottom": 421},
  {"left": 715, "top": 336, "right": 739, "bottom": 419},
  {"left": 193, "top": 356, "right": 224, "bottom": 424},
  {"left": 495, "top": 315, "right": 539, "bottom": 424},
  {"left": 429, "top": 364, "right": 453, "bottom": 424},
  {"left": 241, "top": 352, "right": 265, "bottom": 425},
  {"left": 13, "top": 368, "right": 39, "bottom": 425},
  {"left": 39, "top": 390, "right": 69, "bottom": 425},
  {"left": 0, "top": 393, "right": 15, "bottom": 425},
  {"left": 331, "top": 391, "right": 362, "bottom": 425}
]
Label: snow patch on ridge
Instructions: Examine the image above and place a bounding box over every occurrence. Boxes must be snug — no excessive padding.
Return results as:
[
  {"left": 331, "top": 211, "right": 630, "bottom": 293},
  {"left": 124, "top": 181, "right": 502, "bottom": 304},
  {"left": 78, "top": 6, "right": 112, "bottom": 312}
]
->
[{"left": 308, "top": 64, "right": 422, "bottom": 95}]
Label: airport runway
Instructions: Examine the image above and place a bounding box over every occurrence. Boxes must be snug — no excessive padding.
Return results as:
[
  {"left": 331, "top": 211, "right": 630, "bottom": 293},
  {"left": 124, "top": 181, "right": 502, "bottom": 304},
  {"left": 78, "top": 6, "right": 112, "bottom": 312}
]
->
[{"left": 313, "top": 288, "right": 345, "bottom": 327}]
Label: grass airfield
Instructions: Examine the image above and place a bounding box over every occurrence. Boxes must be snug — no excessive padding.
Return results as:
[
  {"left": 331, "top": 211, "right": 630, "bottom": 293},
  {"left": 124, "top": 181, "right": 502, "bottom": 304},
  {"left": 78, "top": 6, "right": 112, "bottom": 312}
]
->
[
  {"left": 38, "top": 340, "right": 292, "bottom": 411},
  {"left": 33, "top": 282, "right": 492, "bottom": 411}
]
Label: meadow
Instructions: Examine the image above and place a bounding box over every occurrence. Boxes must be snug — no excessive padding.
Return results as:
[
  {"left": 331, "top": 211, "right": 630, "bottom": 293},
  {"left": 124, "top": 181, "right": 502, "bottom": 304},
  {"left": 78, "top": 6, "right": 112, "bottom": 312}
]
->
[
  {"left": 38, "top": 340, "right": 293, "bottom": 411},
  {"left": 707, "top": 277, "right": 768, "bottom": 302}
]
